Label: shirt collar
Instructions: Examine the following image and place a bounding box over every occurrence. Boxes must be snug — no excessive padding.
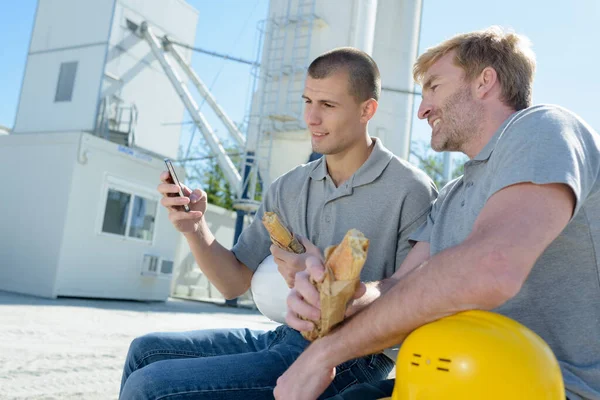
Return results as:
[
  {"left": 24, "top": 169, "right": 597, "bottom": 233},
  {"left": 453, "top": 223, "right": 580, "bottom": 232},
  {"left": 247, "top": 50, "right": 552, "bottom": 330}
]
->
[
  {"left": 472, "top": 110, "right": 524, "bottom": 161},
  {"left": 308, "top": 137, "right": 394, "bottom": 186}
]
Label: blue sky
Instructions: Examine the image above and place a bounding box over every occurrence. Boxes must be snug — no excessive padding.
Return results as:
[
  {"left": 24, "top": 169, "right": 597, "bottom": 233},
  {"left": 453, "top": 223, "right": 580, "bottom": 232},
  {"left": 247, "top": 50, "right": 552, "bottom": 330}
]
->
[{"left": 1, "top": 0, "right": 599, "bottom": 154}]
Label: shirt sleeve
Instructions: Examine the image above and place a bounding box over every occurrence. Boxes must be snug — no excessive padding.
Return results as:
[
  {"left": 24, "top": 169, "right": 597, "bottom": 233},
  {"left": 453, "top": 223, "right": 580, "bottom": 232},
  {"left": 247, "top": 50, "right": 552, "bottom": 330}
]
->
[
  {"left": 407, "top": 178, "right": 451, "bottom": 246},
  {"left": 395, "top": 175, "right": 438, "bottom": 269},
  {"left": 231, "top": 178, "right": 281, "bottom": 272},
  {"left": 487, "top": 106, "right": 598, "bottom": 217}
]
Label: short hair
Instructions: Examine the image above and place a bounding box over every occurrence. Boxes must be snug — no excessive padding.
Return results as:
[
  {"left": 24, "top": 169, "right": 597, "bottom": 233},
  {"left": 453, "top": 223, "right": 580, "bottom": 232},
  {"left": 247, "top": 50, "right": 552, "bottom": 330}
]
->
[
  {"left": 413, "top": 26, "right": 536, "bottom": 111},
  {"left": 308, "top": 47, "right": 381, "bottom": 102}
]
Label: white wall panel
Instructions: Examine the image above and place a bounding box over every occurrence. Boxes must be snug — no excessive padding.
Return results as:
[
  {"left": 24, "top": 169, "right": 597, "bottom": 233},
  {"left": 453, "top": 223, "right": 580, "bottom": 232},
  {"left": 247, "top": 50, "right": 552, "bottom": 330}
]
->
[
  {"left": 118, "top": 0, "right": 198, "bottom": 44},
  {"left": 14, "top": 47, "right": 107, "bottom": 133},
  {"left": 0, "top": 134, "right": 77, "bottom": 297},
  {"left": 30, "top": 0, "right": 115, "bottom": 52}
]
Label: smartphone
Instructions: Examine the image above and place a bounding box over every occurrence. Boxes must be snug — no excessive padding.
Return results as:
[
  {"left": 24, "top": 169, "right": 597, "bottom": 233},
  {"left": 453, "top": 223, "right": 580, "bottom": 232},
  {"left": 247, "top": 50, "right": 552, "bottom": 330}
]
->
[{"left": 164, "top": 158, "right": 190, "bottom": 212}]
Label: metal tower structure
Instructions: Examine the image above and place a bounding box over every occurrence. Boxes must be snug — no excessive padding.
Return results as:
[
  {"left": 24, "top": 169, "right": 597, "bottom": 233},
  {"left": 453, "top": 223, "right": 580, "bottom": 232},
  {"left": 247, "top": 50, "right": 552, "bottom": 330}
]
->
[{"left": 133, "top": 0, "right": 320, "bottom": 222}]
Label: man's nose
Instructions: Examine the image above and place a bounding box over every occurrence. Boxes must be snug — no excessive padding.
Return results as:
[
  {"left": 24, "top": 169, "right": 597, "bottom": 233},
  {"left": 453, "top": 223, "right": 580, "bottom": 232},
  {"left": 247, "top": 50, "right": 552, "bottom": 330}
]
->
[
  {"left": 417, "top": 99, "right": 432, "bottom": 120},
  {"left": 305, "top": 105, "right": 321, "bottom": 126}
]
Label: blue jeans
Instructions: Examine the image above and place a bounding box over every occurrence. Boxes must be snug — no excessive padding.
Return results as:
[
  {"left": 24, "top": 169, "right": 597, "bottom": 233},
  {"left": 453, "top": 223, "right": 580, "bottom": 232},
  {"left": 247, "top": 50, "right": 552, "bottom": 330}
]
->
[{"left": 120, "top": 325, "right": 394, "bottom": 399}]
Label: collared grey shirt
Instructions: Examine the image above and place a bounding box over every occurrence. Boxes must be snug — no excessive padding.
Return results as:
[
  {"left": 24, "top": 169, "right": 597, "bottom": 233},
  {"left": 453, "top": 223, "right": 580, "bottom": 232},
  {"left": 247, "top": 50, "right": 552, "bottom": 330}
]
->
[
  {"left": 233, "top": 137, "right": 437, "bottom": 283},
  {"left": 410, "top": 105, "right": 600, "bottom": 400}
]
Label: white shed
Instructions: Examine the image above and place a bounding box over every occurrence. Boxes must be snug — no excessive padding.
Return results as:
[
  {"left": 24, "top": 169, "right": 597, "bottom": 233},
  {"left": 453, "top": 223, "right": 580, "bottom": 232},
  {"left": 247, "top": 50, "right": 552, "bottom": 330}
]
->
[{"left": 0, "top": 132, "right": 180, "bottom": 300}]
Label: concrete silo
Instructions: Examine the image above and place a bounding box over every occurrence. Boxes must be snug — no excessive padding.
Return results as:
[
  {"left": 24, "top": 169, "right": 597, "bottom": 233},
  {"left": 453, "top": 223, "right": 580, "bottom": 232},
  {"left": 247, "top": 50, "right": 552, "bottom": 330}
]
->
[{"left": 246, "top": 0, "right": 422, "bottom": 184}]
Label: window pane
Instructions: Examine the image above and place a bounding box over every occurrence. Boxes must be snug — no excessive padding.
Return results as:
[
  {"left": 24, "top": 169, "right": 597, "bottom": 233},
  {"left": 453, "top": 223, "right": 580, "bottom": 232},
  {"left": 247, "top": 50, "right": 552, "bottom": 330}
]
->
[
  {"left": 55, "top": 61, "right": 78, "bottom": 102},
  {"left": 128, "top": 195, "right": 157, "bottom": 241},
  {"left": 160, "top": 260, "right": 174, "bottom": 274},
  {"left": 102, "top": 189, "right": 131, "bottom": 236}
]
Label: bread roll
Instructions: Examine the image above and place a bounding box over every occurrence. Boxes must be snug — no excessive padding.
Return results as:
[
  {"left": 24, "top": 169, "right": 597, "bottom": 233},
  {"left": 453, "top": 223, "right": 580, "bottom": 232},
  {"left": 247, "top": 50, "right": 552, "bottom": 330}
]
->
[
  {"left": 325, "top": 229, "right": 369, "bottom": 280},
  {"left": 262, "top": 212, "right": 305, "bottom": 254}
]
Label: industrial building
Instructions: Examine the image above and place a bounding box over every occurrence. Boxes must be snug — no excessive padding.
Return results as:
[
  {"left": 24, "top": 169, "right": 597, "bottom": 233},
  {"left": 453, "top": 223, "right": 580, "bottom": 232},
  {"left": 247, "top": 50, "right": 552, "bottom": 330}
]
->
[{"left": 0, "top": 0, "right": 423, "bottom": 303}]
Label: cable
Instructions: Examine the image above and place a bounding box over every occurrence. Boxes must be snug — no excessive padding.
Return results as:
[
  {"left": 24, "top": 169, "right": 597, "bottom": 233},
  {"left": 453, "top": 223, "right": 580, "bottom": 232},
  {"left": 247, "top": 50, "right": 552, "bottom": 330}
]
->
[
  {"left": 175, "top": 152, "right": 245, "bottom": 163},
  {"left": 381, "top": 86, "right": 422, "bottom": 96},
  {"left": 169, "top": 40, "right": 259, "bottom": 66}
]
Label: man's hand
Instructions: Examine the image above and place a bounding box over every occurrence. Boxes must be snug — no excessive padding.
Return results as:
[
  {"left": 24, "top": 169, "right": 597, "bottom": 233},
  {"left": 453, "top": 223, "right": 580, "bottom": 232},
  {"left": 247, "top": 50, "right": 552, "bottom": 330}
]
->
[
  {"left": 270, "top": 236, "right": 321, "bottom": 288},
  {"left": 274, "top": 343, "right": 336, "bottom": 400},
  {"left": 157, "top": 171, "right": 206, "bottom": 234},
  {"left": 285, "top": 256, "right": 366, "bottom": 332}
]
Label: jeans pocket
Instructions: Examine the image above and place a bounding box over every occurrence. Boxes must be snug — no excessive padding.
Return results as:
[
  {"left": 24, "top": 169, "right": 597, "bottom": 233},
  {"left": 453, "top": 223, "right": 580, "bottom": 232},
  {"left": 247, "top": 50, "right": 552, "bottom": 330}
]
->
[
  {"left": 367, "top": 353, "right": 395, "bottom": 377},
  {"left": 332, "top": 361, "right": 359, "bottom": 393},
  {"left": 351, "top": 353, "right": 395, "bottom": 384},
  {"left": 266, "top": 325, "right": 288, "bottom": 349}
]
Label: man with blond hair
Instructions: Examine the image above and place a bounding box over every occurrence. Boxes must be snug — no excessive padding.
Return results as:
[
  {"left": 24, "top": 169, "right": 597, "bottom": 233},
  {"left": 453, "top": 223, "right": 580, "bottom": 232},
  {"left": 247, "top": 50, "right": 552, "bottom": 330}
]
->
[{"left": 277, "top": 26, "right": 600, "bottom": 400}]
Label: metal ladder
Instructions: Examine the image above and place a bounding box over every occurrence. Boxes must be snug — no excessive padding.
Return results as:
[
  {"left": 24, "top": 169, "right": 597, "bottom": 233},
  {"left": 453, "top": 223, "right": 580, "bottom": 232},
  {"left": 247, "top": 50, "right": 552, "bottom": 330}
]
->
[
  {"left": 260, "top": 0, "right": 318, "bottom": 130},
  {"left": 283, "top": 0, "right": 317, "bottom": 130},
  {"left": 243, "top": 0, "right": 320, "bottom": 198}
]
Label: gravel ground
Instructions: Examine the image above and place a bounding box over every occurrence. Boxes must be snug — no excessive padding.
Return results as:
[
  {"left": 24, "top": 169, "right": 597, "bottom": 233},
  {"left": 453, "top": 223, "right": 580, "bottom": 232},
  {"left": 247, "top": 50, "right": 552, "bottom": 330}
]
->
[{"left": 0, "top": 291, "right": 278, "bottom": 400}]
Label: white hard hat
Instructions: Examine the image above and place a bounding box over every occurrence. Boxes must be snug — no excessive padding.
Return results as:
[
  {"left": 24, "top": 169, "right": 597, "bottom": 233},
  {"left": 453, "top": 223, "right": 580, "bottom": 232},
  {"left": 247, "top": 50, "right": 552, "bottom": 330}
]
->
[{"left": 250, "top": 255, "right": 290, "bottom": 324}]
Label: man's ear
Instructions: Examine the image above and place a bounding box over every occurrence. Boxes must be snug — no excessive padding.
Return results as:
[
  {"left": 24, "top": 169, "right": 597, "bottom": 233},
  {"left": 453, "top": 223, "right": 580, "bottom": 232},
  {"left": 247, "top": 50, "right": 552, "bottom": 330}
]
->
[
  {"left": 360, "top": 98, "right": 378, "bottom": 123},
  {"left": 475, "top": 67, "right": 498, "bottom": 100}
]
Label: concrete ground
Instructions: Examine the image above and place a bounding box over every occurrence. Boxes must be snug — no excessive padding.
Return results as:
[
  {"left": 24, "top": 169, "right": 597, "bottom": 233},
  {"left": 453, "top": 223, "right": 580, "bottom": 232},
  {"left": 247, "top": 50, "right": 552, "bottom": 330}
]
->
[{"left": 0, "top": 290, "right": 278, "bottom": 400}]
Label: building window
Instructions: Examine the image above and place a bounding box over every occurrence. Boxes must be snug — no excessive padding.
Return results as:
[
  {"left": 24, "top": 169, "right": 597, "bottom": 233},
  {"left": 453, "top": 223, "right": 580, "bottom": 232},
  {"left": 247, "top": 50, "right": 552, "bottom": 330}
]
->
[
  {"left": 55, "top": 61, "right": 78, "bottom": 102},
  {"left": 101, "top": 188, "right": 158, "bottom": 242}
]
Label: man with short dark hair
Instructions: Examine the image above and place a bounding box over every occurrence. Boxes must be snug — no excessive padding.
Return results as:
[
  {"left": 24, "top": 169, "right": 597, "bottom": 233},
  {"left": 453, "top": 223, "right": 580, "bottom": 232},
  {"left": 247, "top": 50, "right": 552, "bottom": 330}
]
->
[
  {"left": 119, "top": 47, "right": 437, "bottom": 399},
  {"left": 277, "top": 27, "right": 600, "bottom": 400}
]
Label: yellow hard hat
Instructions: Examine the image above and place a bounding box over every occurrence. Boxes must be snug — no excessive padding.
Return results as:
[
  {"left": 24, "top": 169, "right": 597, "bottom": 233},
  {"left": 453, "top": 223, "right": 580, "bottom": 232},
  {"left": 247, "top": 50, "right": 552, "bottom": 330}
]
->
[{"left": 391, "top": 310, "right": 564, "bottom": 400}]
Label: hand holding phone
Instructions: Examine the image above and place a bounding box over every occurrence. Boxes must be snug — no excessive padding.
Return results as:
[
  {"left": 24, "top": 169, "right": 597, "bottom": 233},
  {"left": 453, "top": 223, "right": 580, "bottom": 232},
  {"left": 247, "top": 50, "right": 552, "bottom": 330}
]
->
[{"left": 164, "top": 158, "right": 190, "bottom": 212}]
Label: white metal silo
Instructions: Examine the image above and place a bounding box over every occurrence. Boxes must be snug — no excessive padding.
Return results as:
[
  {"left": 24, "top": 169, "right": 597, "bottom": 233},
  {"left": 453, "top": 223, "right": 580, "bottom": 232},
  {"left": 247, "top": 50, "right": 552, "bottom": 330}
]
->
[
  {"left": 370, "top": 0, "right": 423, "bottom": 161},
  {"left": 246, "top": 0, "right": 421, "bottom": 185}
]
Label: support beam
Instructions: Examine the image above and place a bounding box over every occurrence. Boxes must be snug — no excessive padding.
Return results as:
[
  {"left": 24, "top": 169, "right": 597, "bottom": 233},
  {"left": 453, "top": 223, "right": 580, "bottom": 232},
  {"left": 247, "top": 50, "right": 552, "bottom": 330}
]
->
[
  {"left": 166, "top": 38, "right": 246, "bottom": 149},
  {"left": 141, "top": 22, "right": 242, "bottom": 195}
]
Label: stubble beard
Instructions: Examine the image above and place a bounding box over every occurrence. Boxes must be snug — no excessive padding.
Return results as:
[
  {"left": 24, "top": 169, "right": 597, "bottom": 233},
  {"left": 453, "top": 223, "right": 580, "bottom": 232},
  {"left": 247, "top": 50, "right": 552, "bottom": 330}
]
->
[{"left": 432, "top": 85, "right": 483, "bottom": 153}]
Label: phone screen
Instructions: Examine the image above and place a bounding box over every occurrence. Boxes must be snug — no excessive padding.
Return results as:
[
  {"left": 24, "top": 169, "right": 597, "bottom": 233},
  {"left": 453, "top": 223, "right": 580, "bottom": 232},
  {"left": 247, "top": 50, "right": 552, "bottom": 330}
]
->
[{"left": 164, "top": 158, "right": 190, "bottom": 212}]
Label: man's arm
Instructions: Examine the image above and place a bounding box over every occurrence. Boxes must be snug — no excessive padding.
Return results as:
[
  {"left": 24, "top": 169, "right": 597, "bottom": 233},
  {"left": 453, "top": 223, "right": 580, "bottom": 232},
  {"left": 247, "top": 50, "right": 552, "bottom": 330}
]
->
[
  {"left": 158, "top": 172, "right": 253, "bottom": 299},
  {"left": 183, "top": 221, "right": 253, "bottom": 299},
  {"left": 275, "top": 182, "right": 575, "bottom": 399},
  {"left": 344, "top": 241, "right": 431, "bottom": 317}
]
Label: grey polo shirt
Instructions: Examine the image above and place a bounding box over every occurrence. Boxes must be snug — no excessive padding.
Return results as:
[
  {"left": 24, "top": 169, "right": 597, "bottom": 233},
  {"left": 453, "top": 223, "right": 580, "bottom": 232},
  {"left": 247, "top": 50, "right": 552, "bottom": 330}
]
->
[
  {"left": 410, "top": 105, "right": 600, "bottom": 400},
  {"left": 233, "top": 137, "right": 437, "bottom": 282}
]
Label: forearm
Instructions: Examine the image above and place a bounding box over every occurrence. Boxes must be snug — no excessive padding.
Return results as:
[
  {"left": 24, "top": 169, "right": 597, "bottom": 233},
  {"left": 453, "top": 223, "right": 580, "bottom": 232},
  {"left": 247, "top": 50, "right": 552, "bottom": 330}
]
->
[
  {"left": 347, "top": 241, "right": 430, "bottom": 317},
  {"left": 184, "top": 218, "right": 253, "bottom": 299},
  {"left": 313, "top": 240, "right": 511, "bottom": 367}
]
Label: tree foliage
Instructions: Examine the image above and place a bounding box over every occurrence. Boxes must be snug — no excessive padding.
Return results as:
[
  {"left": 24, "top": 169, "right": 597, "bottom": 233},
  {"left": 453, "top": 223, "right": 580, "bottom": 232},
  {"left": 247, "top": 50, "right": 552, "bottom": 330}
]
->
[
  {"left": 179, "top": 145, "right": 260, "bottom": 212},
  {"left": 410, "top": 141, "right": 466, "bottom": 189}
]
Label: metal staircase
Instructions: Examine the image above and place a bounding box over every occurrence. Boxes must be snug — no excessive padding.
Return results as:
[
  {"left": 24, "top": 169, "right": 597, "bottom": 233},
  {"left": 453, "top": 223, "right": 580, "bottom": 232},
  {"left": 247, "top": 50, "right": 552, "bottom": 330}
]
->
[
  {"left": 260, "top": 0, "right": 318, "bottom": 130},
  {"left": 283, "top": 0, "right": 317, "bottom": 129},
  {"left": 96, "top": 95, "right": 138, "bottom": 147},
  {"left": 243, "top": 0, "right": 321, "bottom": 201}
]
